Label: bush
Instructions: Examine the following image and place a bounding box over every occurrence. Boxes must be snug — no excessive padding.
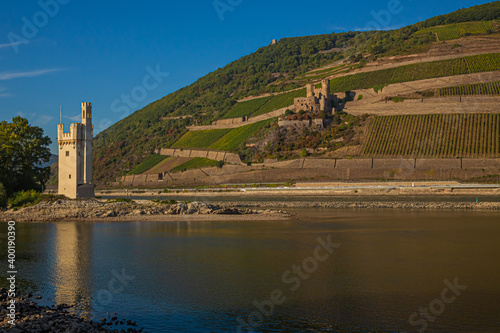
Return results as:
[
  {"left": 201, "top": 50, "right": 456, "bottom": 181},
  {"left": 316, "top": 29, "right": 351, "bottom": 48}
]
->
[
  {"left": 300, "top": 149, "right": 308, "bottom": 158},
  {"left": 8, "top": 190, "right": 42, "bottom": 210},
  {"left": 40, "top": 194, "right": 66, "bottom": 203},
  {"left": 106, "top": 198, "right": 133, "bottom": 203},
  {"left": 153, "top": 199, "right": 177, "bottom": 205}
]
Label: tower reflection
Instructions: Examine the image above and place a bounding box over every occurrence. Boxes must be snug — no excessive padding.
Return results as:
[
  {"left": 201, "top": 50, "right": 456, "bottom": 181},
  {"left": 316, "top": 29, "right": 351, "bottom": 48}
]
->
[{"left": 54, "top": 223, "right": 93, "bottom": 317}]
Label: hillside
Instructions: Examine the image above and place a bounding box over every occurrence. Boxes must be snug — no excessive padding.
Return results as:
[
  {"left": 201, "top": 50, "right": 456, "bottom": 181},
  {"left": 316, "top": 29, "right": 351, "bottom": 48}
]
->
[{"left": 93, "top": 1, "right": 500, "bottom": 186}]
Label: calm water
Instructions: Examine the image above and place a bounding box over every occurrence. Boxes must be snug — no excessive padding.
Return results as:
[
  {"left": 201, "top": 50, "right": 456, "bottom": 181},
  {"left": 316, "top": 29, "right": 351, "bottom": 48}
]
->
[{"left": 1, "top": 208, "right": 500, "bottom": 332}]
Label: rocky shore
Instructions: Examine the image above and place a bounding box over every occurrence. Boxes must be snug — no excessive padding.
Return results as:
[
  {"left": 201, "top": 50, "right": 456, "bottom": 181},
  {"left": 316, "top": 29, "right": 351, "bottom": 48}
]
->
[
  {"left": 218, "top": 200, "right": 500, "bottom": 210},
  {"left": 0, "top": 199, "right": 290, "bottom": 223},
  {"left": 0, "top": 289, "right": 144, "bottom": 333}
]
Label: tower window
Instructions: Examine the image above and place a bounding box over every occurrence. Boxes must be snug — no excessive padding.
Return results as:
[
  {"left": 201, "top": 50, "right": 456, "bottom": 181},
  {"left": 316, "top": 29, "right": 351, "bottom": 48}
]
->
[
  {"left": 69, "top": 174, "right": 71, "bottom": 179},
  {"left": 66, "top": 151, "right": 69, "bottom": 157}
]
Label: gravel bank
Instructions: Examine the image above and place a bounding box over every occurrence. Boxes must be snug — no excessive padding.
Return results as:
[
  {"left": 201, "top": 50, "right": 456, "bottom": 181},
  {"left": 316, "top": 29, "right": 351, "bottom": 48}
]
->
[{"left": 216, "top": 201, "right": 500, "bottom": 210}]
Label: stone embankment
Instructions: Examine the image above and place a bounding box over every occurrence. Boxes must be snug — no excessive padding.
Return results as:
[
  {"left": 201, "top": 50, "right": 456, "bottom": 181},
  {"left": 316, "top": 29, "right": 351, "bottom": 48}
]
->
[
  {"left": 220, "top": 201, "right": 500, "bottom": 210},
  {"left": 0, "top": 200, "right": 289, "bottom": 222},
  {"left": 0, "top": 289, "right": 144, "bottom": 333}
]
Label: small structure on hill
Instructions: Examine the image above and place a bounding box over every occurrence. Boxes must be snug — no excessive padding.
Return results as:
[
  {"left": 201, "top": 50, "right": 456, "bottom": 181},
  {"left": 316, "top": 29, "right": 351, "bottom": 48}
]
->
[
  {"left": 294, "top": 79, "right": 338, "bottom": 116},
  {"left": 57, "top": 102, "right": 95, "bottom": 199},
  {"left": 271, "top": 39, "right": 278, "bottom": 45}
]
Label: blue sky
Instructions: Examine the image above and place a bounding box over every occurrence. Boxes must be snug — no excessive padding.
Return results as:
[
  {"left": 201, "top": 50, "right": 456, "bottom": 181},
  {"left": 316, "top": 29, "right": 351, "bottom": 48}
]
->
[{"left": 0, "top": 0, "right": 493, "bottom": 153}]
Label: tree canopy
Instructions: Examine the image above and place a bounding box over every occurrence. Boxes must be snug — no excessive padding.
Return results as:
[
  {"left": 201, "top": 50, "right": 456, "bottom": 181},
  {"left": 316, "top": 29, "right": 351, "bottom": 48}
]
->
[{"left": 0, "top": 117, "right": 52, "bottom": 196}]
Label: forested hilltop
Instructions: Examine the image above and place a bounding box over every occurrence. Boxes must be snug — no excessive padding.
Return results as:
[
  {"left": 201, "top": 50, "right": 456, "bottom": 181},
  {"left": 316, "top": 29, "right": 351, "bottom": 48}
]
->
[{"left": 93, "top": 1, "right": 500, "bottom": 185}]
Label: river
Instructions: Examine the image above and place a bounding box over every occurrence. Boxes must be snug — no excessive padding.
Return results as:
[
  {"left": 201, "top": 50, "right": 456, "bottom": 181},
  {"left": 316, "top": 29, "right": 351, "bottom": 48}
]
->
[{"left": 1, "top": 208, "right": 499, "bottom": 332}]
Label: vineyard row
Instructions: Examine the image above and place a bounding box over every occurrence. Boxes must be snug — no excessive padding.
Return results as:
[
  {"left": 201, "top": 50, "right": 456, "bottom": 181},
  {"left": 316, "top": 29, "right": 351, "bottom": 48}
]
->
[
  {"left": 362, "top": 114, "right": 500, "bottom": 158},
  {"left": 330, "top": 52, "right": 500, "bottom": 93}
]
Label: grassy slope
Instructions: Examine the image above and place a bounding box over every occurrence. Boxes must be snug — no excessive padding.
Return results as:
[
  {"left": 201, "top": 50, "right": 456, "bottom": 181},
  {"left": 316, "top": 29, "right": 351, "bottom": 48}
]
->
[{"left": 93, "top": 2, "right": 500, "bottom": 184}]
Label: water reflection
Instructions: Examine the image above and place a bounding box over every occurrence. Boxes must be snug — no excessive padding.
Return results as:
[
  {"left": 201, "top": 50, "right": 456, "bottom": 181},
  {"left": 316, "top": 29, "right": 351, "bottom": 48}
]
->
[
  {"left": 54, "top": 223, "right": 93, "bottom": 316},
  {"left": 1, "top": 209, "right": 499, "bottom": 332}
]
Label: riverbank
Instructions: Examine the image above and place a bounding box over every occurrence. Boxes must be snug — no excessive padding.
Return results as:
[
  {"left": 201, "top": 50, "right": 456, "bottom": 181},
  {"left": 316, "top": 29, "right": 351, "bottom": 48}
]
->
[
  {"left": 0, "top": 199, "right": 290, "bottom": 223},
  {"left": 218, "top": 200, "right": 500, "bottom": 210},
  {"left": 96, "top": 183, "right": 500, "bottom": 198},
  {"left": 0, "top": 289, "right": 144, "bottom": 332}
]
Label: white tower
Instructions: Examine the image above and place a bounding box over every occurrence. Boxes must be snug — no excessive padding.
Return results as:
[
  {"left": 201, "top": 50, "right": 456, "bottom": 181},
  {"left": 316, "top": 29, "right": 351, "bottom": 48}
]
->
[{"left": 57, "top": 102, "right": 95, "bottom": 199}]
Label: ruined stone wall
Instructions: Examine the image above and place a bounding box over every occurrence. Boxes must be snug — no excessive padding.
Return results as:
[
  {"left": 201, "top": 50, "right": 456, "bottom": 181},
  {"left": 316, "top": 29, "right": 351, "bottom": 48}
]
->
[
  {"left": 278, "top": 118, "right": 327, "bottom": 127},
  {"left": 212, "top": 117, "right": 248, "bottom": 126}
]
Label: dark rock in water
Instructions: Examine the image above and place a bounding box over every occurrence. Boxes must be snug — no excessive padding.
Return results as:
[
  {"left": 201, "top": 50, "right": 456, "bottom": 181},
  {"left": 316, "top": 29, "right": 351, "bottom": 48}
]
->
[{"left": 0, "top": 289, "right": 145, "bottom": 332}]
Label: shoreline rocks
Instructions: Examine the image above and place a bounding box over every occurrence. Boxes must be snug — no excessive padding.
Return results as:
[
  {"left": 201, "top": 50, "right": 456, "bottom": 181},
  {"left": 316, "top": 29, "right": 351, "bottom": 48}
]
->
[
  {"left": 0, "top": 289, "right": 144, "bottom": 333},
  {"left": 0, "top": 199, "right": 289, "bottom": 223}
]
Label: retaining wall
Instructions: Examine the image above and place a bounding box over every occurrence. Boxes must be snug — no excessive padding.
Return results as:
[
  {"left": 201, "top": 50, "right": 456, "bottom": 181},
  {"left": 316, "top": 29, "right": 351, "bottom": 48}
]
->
[
  {"left": 373, "top": 158, "right": 415, "bottom": 170},
  {"left": 114, "top": 158, "right": 500, "bottom": 187},
  {"left": 335, "top": 159, "right": 373, "bottom": 169},
  {"left": 157, "top": 148, "right": 243, "bottom": 165},
  {"left": 187, "top": 105, "right": 291, "bottom": 131},
  {"left": 416, "top": 159, "right": 462, "bottom": 170}
]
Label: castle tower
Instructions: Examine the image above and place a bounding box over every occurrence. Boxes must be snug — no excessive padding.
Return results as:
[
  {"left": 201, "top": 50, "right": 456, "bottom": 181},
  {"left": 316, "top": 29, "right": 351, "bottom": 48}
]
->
[
  {"left": 57, "top": 102, "right": 95, "bottom": 199},
  {"left": 306, "top": 83, "right": 314, "bottom": 97},
  {"left": 81, "top": 102, "right": 92, "bottom": 185},
  {"left": 321, "top": 79, "right": 330, "bottom": 98}
]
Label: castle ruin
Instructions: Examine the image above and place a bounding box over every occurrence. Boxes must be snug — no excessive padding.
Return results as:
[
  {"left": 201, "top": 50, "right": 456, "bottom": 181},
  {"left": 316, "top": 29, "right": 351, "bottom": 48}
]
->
[
  {"left": 294, "top": 79, "right": 338, "bottom": 115},
  {"left": 57, "top": 102, "right": 95, "bottom": 199}
]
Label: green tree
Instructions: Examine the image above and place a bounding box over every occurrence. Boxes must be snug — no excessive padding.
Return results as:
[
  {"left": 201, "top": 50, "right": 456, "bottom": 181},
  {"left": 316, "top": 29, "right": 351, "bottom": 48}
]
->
[
  {"left": 0, "top": 117, "right": 52, "bottom": 196},
  {"left": 0, "top": 182, "right": 7, "bottom": 208}
]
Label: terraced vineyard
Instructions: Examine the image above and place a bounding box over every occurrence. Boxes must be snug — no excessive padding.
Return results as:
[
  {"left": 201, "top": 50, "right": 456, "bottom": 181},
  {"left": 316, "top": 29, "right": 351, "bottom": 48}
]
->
[
  {"left": 252, "top": 89, "right": 305, "bottom": 116},
  {"left": 222, "top": 96, "right": 271, "bottom": 119},
  {"left": 362, "top": 114, "right": 500, "bottom": 158},
  {"left": 172, "top": 128, "right": 231, "bottom": 148},
  {"left": 209, "top": 118, "right": 274, "bottom": 151},
  {"left": 223, "top": 89, "right": 306, "bottom": 119},
  {"left": 438, "top": 81, "right": 500, "bottom": 96},
  {"left": 172, "top": 119, "right": 274, "bottom": 151},
  {"left": 329, "top": 53, "right": 500, "bottom": 93},
  {"left": 128, "top": 155, "right": 168, "bottom": 174},
  {"left": 415, "top": 21, "right": 496, "bottom": 41},
  {"left": 297, "top": 64, "right": 351, "bottom": 82}
]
